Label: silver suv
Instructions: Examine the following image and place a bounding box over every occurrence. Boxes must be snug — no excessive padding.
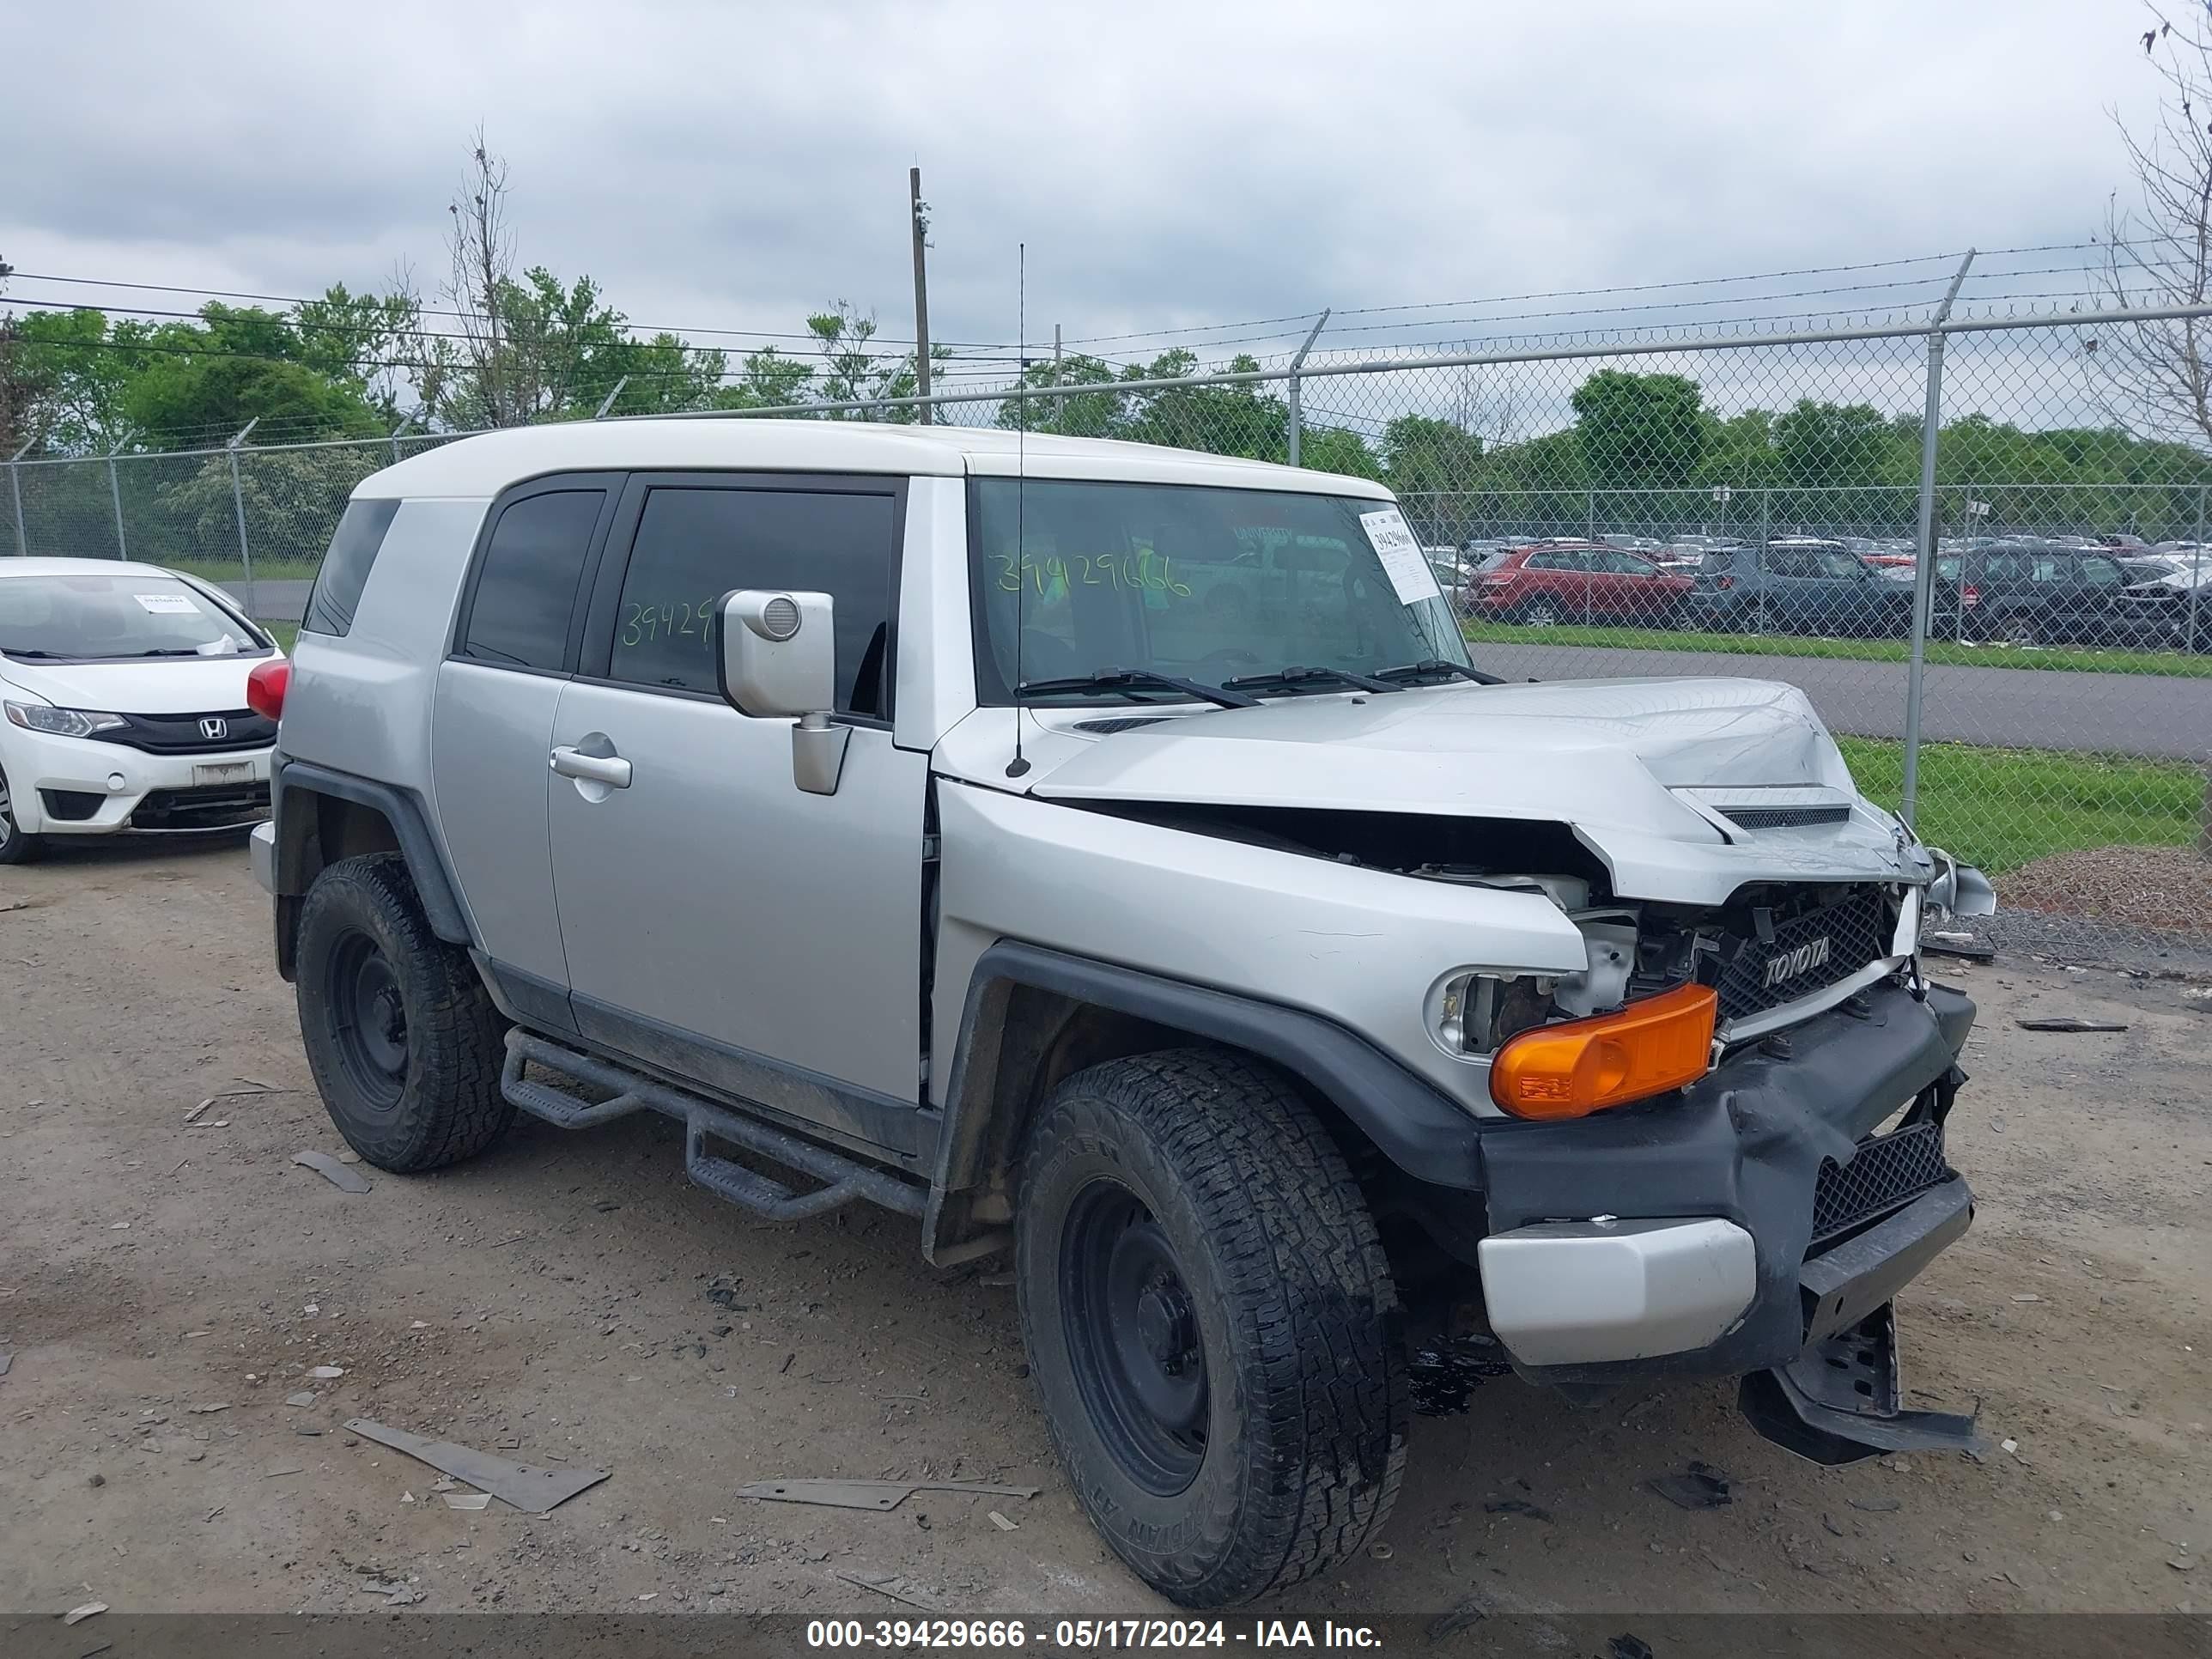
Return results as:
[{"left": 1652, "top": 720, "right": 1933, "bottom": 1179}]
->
[{"left": 252, "top": 419, "right": 1997, "bottom": 1607}]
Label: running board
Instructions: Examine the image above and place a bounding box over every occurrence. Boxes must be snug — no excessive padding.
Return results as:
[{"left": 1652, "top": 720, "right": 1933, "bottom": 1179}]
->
[
  {"left": 500, "top": 1030, "right": 925, "bottom": 1223},
  {"left": 1738, "top": 1302, "right": 1985, "bottom": 1465}
]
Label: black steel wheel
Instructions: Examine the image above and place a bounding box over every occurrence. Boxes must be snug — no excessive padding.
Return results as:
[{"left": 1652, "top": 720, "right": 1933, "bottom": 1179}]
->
[
  {"left": 1059, "top": 1179, "right": 1209, "bottom": 1495},
  {"left": 295, "top": 853, "right": 511, "bottom": 1171},
  {"left": 321, "top": 927, "right": 410, "bottom": 1112},
  {"left": 1014, "top": 1049, "right": 1407, "bottom": 1607}
]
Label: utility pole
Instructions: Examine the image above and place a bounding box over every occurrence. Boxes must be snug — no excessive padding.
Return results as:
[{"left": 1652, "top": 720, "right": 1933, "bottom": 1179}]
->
[
  {"left": 908, "top": 167, "right": 933, "bottom": 424},
  {"left": 1053, "top": 324, "right": 1062, "bottom": 385}
]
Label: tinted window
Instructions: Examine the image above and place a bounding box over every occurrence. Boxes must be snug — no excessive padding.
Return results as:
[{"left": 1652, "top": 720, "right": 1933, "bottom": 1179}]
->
[
  {"left": 1528, "top": 550, "right": 1587, "bottom": 571},
  {"left": 460, "top": 490, "right": 605, "bottom": 671},
  {"left": 607, "top": 487, "right": 897, "bottom": 714},
  {"left": 302, "top": 498, "right": 401, "bottom": 636},
  {"left": 1815, "top": 551, "right": 1865, "bottom": 579}
]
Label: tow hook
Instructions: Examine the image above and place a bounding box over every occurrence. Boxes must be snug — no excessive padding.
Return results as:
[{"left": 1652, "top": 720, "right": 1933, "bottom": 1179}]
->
[{"left": 1737, "top": 1302, "right": 1985, "bottom": 1465}]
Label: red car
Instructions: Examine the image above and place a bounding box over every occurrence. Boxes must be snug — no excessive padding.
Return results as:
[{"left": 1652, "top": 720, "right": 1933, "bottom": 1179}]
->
[{"left": 1471, "top": 541, "right": 1694, "bottom": 627}]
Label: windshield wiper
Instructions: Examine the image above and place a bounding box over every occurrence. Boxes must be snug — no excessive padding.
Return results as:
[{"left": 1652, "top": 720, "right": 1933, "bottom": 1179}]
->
[
  {"left": 0, "top": 647, "right": 69, "bottom": 659},
  {"left": 1372, "top": 658, "right": 1507, "bottom": 687},
  {"left": 1016, "top": 668, "right": 1258, "bottom": 710},
  {"left": 1222, "top": 664, "right": 1401, "bottom": 696},
  {"left": 136, "top": 648, "right": 207, "bottom": 658}
]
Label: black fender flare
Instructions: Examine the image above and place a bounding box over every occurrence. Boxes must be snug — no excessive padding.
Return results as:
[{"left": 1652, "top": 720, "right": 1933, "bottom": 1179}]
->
[
  {"left": 923, "top": 940, "right": 1485, "bottom": 1262},
  {"left": 273, "top": 759, "right": 473, "bottom": 947}
]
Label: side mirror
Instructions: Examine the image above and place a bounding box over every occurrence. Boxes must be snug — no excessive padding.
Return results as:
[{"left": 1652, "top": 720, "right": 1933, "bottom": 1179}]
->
[{"left": 716, "top": 589, "right": 849, "bottom": 797}]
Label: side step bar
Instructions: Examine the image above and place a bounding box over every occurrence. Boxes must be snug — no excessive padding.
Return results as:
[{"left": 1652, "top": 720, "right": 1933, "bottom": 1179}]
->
[{"left": 501, "top": 1030, "right": 926, "bottom": 1223}]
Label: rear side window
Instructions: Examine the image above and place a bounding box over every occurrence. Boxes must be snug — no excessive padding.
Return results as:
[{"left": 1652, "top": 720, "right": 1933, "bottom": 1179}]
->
[
  {"left": 459, "top": 490, "right": 606, "bottom": 671},
  {"left": 301, "top": 498, "right": 401, "bottom": 636}
]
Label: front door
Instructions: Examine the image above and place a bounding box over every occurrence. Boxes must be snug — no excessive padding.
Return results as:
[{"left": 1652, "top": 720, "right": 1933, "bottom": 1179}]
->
[{"left": 546, "top": 474, "right": 928, "bottom": 1121}]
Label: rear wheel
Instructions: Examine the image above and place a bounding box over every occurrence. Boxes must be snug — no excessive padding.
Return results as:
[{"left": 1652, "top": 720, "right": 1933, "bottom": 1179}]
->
[
  {"left": 0, "top": 765, "right": 41, "bottom": 865},
  {"left": 295, "top": 853, "right": 511, "bottom": 1171},
  {"left": 1516, "top": 597, "right": 1560, "bottom": 627},
  {"left": 1996, "top": 610, "right": 2041, "bottom": 647},
  {"left": 1015, "top": 1050, "right": 1407, "bottom": 1607}
]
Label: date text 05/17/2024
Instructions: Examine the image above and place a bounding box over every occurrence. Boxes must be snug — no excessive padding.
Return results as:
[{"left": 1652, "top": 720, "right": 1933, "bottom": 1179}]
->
[{"left": 804, "top": 1620, "right": 1385, "bottom": 1650}]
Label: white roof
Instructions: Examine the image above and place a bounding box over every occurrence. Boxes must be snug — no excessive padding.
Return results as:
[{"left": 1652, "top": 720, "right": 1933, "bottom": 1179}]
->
[
  {"left": 0, "top": 556, "right": 190, "bottom": 580},
  {"left": 359, "top": 418, "right": 1397, "bottom": 501}
]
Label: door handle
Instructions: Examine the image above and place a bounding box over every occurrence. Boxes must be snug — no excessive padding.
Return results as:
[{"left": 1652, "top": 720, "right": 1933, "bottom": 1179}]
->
[{"left": 550, "top": 745, "right": 632, "bottom": 788}]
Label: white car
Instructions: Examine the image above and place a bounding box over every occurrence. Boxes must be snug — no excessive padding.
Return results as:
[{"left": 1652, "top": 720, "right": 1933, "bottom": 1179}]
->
[{"left": 0, "top": 557, "right": 285, "bottom": 863}]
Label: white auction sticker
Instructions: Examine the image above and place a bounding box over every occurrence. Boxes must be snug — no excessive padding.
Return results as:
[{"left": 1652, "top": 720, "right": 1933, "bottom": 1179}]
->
[
  {"left": 1358, "top": 507, "right": 1442, "bottom": 604},
  {"left": 134, "top": 592, "right": 197, "bottom": 614}
]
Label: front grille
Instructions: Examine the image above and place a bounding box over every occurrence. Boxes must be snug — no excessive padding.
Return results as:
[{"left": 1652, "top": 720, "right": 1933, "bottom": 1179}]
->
[
  {"left": 129, "top": 782, "right": 270, "bottom": 831},
  {"left": 1719, "top": 804, "right": 1853, "bottom": 829},
  {"left": 1713, "top": 885, "right": 1891, "bottom": 1024},
  {"left": 1810, "top": 1122, "right": 1953, "bottom": 1248},
  {"left": 87, "top": 708, "right": 276, "bottom": 755}
]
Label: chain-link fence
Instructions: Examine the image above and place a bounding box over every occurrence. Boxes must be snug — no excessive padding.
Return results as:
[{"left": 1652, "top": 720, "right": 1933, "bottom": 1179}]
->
[{"left": 9, "top": 307, "right": 2209, "bottom": 969}]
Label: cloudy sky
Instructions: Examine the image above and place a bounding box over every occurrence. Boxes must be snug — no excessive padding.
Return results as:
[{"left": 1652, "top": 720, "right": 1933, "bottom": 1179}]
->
[{"left": 0, "top": 0, "right": 2176, "bottom": 381}]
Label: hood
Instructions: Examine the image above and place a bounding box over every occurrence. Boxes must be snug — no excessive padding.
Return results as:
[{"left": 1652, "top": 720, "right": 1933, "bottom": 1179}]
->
[
  {"left": 1027, "top": 678, "right": 1923, "bottom": 904},
  {"left": 0, "top": 652, "right": 273, "bottom": 715}
]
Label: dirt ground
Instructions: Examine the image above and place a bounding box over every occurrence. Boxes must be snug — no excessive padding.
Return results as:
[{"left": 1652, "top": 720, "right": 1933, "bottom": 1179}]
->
[{"left": 1, "top": 836, "right": 2207, "bottom": 1623}]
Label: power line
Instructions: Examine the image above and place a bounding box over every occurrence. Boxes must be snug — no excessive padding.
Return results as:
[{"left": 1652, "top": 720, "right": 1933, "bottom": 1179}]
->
[{"left": 4, "top": 268, "right": 1020, "bottom": 351}]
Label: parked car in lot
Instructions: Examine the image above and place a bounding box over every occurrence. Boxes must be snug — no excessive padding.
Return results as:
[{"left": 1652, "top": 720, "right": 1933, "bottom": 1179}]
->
[
  {"left": 2119, "top": 564, "right": 2212, "bottom": 652},
  {"left": 1680, "top": 539, "right": 1914, "bottom": 637},
  {"left": 1929, "top": 544, "right": 2167, "bottom": 647},
  {"left": 1469, "top": 540, "right": 1693, "bottom": 625},
  {"left": 0, "top": 557, "right": 283, "bottom": 863},
  {"left": 252, "top": 420, "right": 1998, "bottom": 1606}
]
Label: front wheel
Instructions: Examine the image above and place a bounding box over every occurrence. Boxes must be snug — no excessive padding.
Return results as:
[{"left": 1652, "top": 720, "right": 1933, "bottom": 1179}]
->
[
  {"left": 295, "top": 853, "right": 512, "bottom": 1171},
  {"left": 1015, "top": 1050, "right": 1407, "bottom": 1607},
  {"left": 0, "top": 765, "right": 41, "bottom": 865},
  {"left": 1516, "top": 598, "right": 1560, "bottom": 627}
]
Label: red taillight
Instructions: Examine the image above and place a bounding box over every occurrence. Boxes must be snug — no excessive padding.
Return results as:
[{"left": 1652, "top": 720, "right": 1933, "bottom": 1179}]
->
[
  {"left": 1715, "top": 574, "right": 1735, "bottom": 590},
  {"left": 246, "top": 659, "right": 290, "bottom": 721},
  {"left": 1961, "top": 584, "right": 1981, "bottom": 608}
]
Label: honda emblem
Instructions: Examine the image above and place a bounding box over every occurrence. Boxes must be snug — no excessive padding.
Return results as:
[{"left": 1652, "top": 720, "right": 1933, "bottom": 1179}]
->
[{"left": 198, "top": 717, "right": 228, "bottom": 741}]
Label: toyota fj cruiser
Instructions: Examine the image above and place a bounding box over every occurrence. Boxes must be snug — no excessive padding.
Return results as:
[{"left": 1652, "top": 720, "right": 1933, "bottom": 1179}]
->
[{"left": 250, "top": 419, "right": 1997, "bottom": 1607}]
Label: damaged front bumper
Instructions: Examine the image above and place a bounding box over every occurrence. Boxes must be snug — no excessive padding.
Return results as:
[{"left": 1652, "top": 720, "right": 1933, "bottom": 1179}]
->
[{"left": 1468, "top": 977, "right": 1983, "bottom": 1459}]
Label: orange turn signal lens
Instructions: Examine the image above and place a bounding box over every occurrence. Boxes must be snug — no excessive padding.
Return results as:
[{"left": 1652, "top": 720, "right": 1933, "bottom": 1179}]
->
[{"left": 1488, "top": 983, "right": 1718, "bottom": 1121}]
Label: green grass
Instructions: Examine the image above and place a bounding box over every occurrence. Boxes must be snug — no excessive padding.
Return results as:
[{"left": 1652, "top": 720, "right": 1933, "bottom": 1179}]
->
[
  {"left": 167, "top": 556, "right": 324, "bottom": 586},
  {"left": 1462, "top": 619, "right": 2212, "bottom": 678},
  {"left": 1836, "top": 737, "right": 2205, "bottom": 872}
]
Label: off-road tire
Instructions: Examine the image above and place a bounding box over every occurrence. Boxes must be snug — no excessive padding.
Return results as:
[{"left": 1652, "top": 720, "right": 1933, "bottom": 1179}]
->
[
  {"left": 295, "top": 852, "right": 511, "bottom": 1171},
  {"left": 1014, "top": 1049, "right": 1408, "bottom": 1607},
  {"left": 0, "top": 763, "right": 42, "bottom": 865}
]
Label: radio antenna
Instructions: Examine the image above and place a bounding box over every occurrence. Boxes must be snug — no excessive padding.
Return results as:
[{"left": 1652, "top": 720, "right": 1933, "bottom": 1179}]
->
[{"left": 1006, "top": 241, "right": 1031, "bottom": 779}]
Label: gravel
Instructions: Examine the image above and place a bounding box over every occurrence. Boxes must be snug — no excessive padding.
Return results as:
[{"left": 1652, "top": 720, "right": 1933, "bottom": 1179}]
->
[{"left": 1998, "top": 843, "right": 2212, "bottom": 935}]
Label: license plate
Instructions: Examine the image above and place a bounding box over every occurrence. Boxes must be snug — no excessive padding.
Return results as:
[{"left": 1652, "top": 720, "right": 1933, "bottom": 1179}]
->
[{"left": 192, "top": 762, "right": 253, "bottom": 787}]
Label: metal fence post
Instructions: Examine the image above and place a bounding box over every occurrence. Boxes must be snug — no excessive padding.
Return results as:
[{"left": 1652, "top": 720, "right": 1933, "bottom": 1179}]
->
[
  {"left": 7, "top": 439, "right": 29, "bottom": 556},
  {"left": 1586, "top": 489, "right": 1596, "bottom": 541},
  {"left": 592, "top": 377, "right": 628, "bottom": 419},
  {"left": 228, "top": 418, "right": 258, "bottom": 620},
  {"left": 1284, "top": 310, "right": 1329, "bottom": 467},
  {"left": 106, "top": 429, "right": 134, "bottom": 561},
  {"left": 1900, "top": 249, "right": 1976, "bottom": 830},
  {"left": 389, "top": 413, "right": 413, "bottom": 466},
  {"left": 2188, "top": 483, "right": 2207, "bottom": 655}
]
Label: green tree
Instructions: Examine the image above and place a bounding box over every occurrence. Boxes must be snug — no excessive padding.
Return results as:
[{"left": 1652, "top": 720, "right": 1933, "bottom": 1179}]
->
[
  {"left": 995, "top": 352, "right": 1126, "bottom": 438},
  {"left": 1381, "top": 414, "right": 1483, "bottom": 495},
  {"left": 1570, "top": 368, "right": 1706, "bottom": 490},
  {"left": 1297, "top": 425, "right": 1382, "bottom": 480},
  {"left": 1120, "top": 350, "right": 1286, "bottom": 459}
]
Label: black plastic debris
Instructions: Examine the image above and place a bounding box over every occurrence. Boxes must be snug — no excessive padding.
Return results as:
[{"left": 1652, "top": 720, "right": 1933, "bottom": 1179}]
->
[
  {"left": 1481, "top": 1497, "right": 1553, "bottom": 1522},
  {"left": 1923, "top": 936, "right": 1995, "bottom": 963},
  {"left": 1408, "top": 1334, "right": 1514, "bottom": 1416},
  {"left": 1608, "top": 1637, "right": 1655, "bottom": 1659},
  {"left": 2015, "top": 1017, "right": 2127, "bottom": 1033},
  {"left": 1644, "top": 1460, "right": 1733, "bottom": 1510},
  {"left": 1425, "top": 1595, "right": 1487, "bottom": 1642}
]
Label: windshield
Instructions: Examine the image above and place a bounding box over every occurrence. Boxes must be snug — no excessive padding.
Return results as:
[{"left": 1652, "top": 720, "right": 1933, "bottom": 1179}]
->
[
  {"left": 970, "top": 479, "right": 1472, "bottom": 702},
  {"left": 0, "top": 573, "right": 269, "bottom": 663}
]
